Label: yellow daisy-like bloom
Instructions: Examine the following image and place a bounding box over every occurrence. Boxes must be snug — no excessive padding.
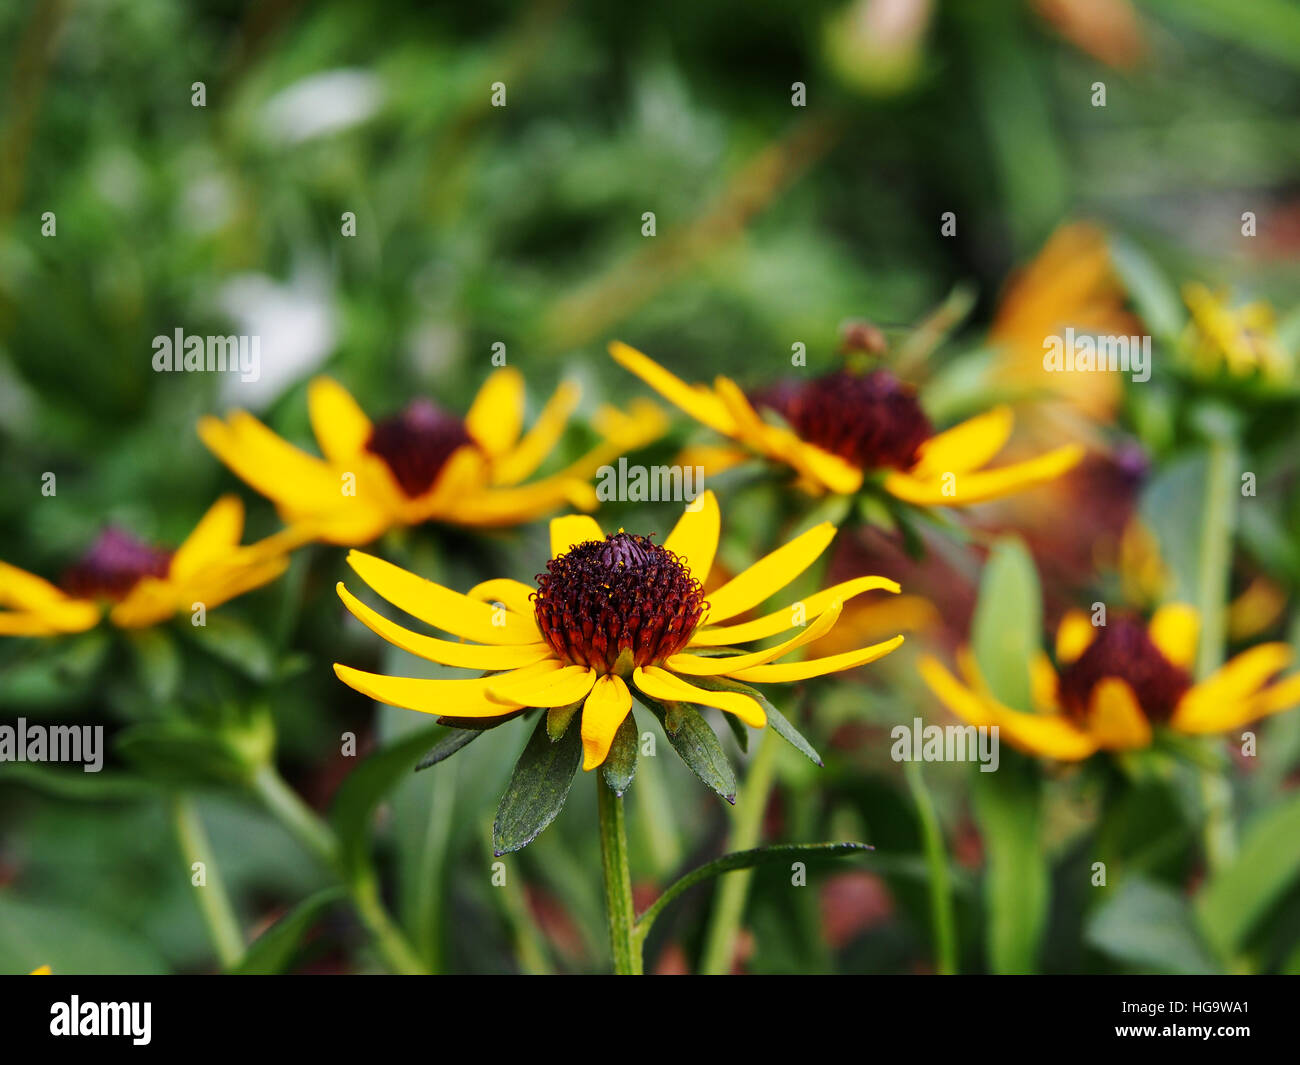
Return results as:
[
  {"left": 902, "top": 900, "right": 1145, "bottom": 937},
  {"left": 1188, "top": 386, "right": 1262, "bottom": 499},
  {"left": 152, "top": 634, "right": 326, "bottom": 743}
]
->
[
  {"left": 0, "top": 496, "right": 288, "bottom": 635},
  {"left": 919, "top": 604, "right": 1300, "bottom": 762},
  {"left": 1180, "top": 282, "right": 1291, "bottom": 382},
  {"left": 609, "top": 341, "right": 1083, "bottom": 507},
  {"left": 332, "top": 490, "right": 904, "bottom": 771},
  {"left": 198, "top": 371, "right": 666, "bottom": 547}
]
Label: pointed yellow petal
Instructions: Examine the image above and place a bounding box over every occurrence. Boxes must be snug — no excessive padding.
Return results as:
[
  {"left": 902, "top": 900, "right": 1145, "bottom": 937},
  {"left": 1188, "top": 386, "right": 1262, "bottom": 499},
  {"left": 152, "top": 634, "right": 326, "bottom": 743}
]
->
[
  {"left": 488, "top": 664, "right": 596, "bottom": 707},
  {"left": 689, "top": 575, "right": 899, "bottom": 646},
  {"left": 667, "top": 600, "right": 843, "bottom": 676},
  {"left": 918, "top": 654, "right": 1001, "bottom": 728},
  {"left": 1172, "top": 643, "right": 1293, "bottom": 731},
  {"left": 580, "top": 674, "right": 633, "bottom": 770},
  {"left": 108, "top": 577, "right": 178, "bottom": 629},
  {"left": 1030, "top": 652, "right": 1061, "bottom": 713},
  {"left": 608, "top": 341, "right": 738, "bottom": 436},
  {"left": 333, "top": 662, "right": 535, "bottom": 717},
  {"left": 466, "top": 578, "right": 537, "bottom": 618},
  {"left": 346, "top": 550, "right": 540, "bottom": 645},
  {"left": 170, "top": 496, "right": 245, "bottom": 582},
  {"left": 0, "top": 605, "right": 99, "bottom": 635},
  {"left": 632, "top": 666, "right": 765, "bottom": 727},
  {"left": 1148, "top": 603, "right": 1199, "bottom": 670},
  {"left": 1055, "top": 609, "right": 1098, "bottom": 664},
  {"left": 1087, "top": 678, "right": 1152, "bottom": 750},
  {"left": 727, "top": 635, "right": 903, "bottom": 683},
  {"left": 884, "top": 444, "right": 1084, "bottom": 506},
  {"left": 786, "top": 439, "right": 864, "bottom": 494},
  {"left": 446, "top": 475, "right": 597, "bottom": 528},
  {"left": 663, "top": 490, "right": 720, "bottom": 584},
  {"left": 337, "top": 582, "right": 552, "bottom": 670},
  {"left": 492, "top": 381, "right": 581, "bottom": 486},
  {"left": 910, "top": 406, "right": 1014, "bottom": 480},
  {"left": 197, "top": 412, "right": 339, "bottom": 509},
  {"left": 703, "top": 522, "right": 837, "bottom": 624},
  {"left": 0, "top": 560, "right": 77, "bottom": 610},
  {"left": 465, "top": 367, "right": 525, "bottom": 457},
  {"left": 550, "top": 514, "right": 605, "bottom": 558},
  {"left": 308, "top": 377, "right": 372, "bottom": 463}
]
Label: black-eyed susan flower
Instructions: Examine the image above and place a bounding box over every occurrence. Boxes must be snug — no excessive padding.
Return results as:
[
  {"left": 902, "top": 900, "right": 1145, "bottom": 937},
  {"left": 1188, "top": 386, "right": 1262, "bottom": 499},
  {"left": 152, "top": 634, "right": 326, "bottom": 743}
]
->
[
  {"left": 918, "top": 604, "right": 1300, "bottom": 761},
  {"left": 609, "top": 341, "right": 1083, "bottom": 507},
  {"left": 198, "top": 371, "right": 666, "bottom": 547},
  {"left": 332, "top": 490, "right": 902, "bottom": 842},
  {"left": 0, "top": 496, "right": 288, "bottom": 635},
  {"left": 1179, "top": 282, "right": 1292, "bottom": 384}
]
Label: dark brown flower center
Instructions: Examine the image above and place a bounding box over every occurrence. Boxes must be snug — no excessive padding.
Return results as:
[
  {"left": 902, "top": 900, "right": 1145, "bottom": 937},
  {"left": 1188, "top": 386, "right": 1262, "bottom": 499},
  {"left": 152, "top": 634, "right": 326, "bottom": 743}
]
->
[
  {"left": 60, "top": 527, "right": 172, "bottom": 601},
  {"left": 365, "top": 399, "right": 475, "bottom": 498},
  {"left": 533, "top": 532, "right": 706, "bottom": 673},
  {"left": 1057, "top": 617, "right": 1191, "bottom": 725},
  {"left": 749, "top": 369, "right": 932, "bottom": 472}
]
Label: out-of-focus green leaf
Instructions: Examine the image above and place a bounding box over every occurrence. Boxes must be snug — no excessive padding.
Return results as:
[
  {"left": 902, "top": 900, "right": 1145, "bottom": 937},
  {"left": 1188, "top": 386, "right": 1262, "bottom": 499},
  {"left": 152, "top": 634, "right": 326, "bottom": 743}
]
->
[
  {"left": 1087, "top": 877, "right": 1221, "bottom": 974},
  {"left": 971, "top": 536, "right": 1041, "bottom": 712},
  {"left": 1110, "top": 236, "right": 1187, "bottom": 342},
  {"left": 493, "top": 713, "right": 583, "bottom": 855},
  {"left": 228, "top": 887, "right": 344, "bottom": 975},
  {"left": 0, "top": 892, "right": 169, "bottom": 975},
  {"left": 183, "top": 614, "right": 277, "bottom": 683},
  {"left": 0, "top": 761, "right": 158, "bottom": 801},
  {"left": 973, "top": 757, "right": 1047, "bottom": 974}
]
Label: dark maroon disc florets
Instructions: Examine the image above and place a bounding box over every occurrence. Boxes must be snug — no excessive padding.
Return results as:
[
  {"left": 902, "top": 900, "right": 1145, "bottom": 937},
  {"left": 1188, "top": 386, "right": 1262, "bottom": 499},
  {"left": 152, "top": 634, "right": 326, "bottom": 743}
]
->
[
  {"left": 749, "top": 369, "right": 932, "bottom": 472},
  {"left": 1057, "top": 616, "right": 1192, "bottom": 725},
  {"left": 61, "top": 527, "right": 173, "bottom": 601},
  {"left": 533, "top": 532, "right": 707, "bottom": 673},
  {"left": 365, "top": 399, "right": 476, "bottom": 498}
]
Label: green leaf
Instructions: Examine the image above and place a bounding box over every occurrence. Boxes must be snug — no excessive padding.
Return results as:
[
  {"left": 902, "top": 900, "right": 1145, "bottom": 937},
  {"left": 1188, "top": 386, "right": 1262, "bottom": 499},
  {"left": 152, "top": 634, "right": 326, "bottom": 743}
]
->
[
  {"left": 1109, "top": 236, "right": 1187, "bottom": 343},
  {"left": 971, "top": 535, "right": 1042, "bottom": 712},
  {"left": 0, "top": 761, "right": 158, "bottom": 801},
  {"left": 972, "top": 758, "right": 1048, "bottom": 973},
  {"left": 228, "top": 888, "right": 345, "bottom": 975},
  {"left": 437, "top": 709, "right": 529, "bottom": 730},
  {"left": 415, "top": 728, "right": 480, "bottom": 771},
  {"left": 116, "top": 721, "right": 254, "bottom": 788},
  {"left": 1086, "top": 878, "right": 1221, "bottom": 975},
  {"left": 330, "top": 724, "right": 444, "bottom": 881},
  {"left": 1196, "top": 790, "right": 1300, "bottom": 963},
  {"left": 638, "top": 695, "right": 737, "bottom": 805},
  {"left": 126, "top": 627, "right": 181, "bottom": 703},
  {"left": 493, "top": 712, "right": 583, "bottom": 855},
  {"left": 183, "top": 613, "right": 277, "bottom": 683},
  {"left": 601, "top": 710, "right": 639, "bottom": 796},
  {"left": 636, "top": 842, "right": 872, "bottom": 938},
  {"left": 691, "top": 675, "right": 822, "bottom": 766},
  {"left": 0, "top": 892, "right": 169, "bottom": 974}
]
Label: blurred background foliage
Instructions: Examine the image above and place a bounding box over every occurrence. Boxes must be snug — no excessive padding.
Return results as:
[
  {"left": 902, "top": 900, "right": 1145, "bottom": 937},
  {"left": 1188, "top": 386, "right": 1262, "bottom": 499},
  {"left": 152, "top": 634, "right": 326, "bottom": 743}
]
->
[{"left": 2, "top": 0, "right": 1300, "bottom": 974}]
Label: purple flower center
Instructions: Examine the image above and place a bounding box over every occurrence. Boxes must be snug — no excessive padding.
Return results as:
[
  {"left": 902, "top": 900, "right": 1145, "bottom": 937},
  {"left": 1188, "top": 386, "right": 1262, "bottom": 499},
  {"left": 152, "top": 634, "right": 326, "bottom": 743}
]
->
[
  {"left": 61, "top": 527, "right": 173, "bottom": 601},
  {"left": 1057, "top": 616, "right": 1192, "bottom": 725},
  {"left": 365, "top": 399, "right": 475, "bottom": 498}
]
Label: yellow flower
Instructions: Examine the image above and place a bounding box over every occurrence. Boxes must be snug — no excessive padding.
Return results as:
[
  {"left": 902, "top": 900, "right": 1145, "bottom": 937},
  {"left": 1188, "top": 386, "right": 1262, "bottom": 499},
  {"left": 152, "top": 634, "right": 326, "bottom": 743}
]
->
[
  {"left": 0, "top": 496, "right": 288, "bottom": 635},
  {"left": 198, "top": 372, "right": 666, "bottom": 547},
  {"left": 609, "top": 341, "right": 1083, "bottom": 507},
  {"left": 919, "top": 605, "right": 1300, "bottom": 761},
  {"left": 29, "top": 964, "right": 51, "bottom": 974},
  {"left": 1180, "top": 282, "right": 1291, "bottom": 382},
  {"left": 333, "top": 490, "right": 903, "bottom": 771}
]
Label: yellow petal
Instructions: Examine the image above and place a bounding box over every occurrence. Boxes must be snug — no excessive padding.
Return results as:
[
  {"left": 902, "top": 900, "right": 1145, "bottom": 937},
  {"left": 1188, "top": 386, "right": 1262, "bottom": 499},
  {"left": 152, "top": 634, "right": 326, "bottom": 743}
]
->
[
  {"left": 29, "top": 965, "right": 51, "bottom": 975},
  {"left": 910, "top": 406, "right": 1014, "bottom": 481},
  {"left": 786, "top": 439, "right": 864, "bottom": 495},
  {"left": 1147, "top": 603, "right": 1200, "bottom": 670},
  {"left": 0, "top": 606, "right": 97, "bottom": 636},
  {"left": 333, "top": 662, "right": 534, "bottom": 717},
  {"left": 488, "top": 664, "right": 596, "bottom": 707},
  {"left": 337, "top": 582, "right": 552, "bottom": 671},
  {"left": 465, "top": 367, "right": 525, "bottom": 458},
  {"left": 436, "top": 467, "right": 591, "bottom": 528},
  {"left": 1055, "top": 609, "right": 1097, "bottom": 664},
  {"left": 466, "top": 578, "right": 537, "bottom": 618},
  {"left": 549, "top": 514, "right": 605, "bottom": 558},
  {"left": 884, "top": 444, "right": 1084, "bottom": 506},
  {"left": 580, "top": 674, "right": 633, "bottom": 770},
  {"left": 666, "top": 600, "right": 843, "bottom": 676},
  {"left": 607, "top": 341, "right": 738, "bottom": 436},
  {"left": 632, "top": 665, "right": 766, "bottom": 727},
  {"left": 491, "top": 381, "right": 581, "bottom": 486},
  {"left": 689, "top": 575, "right": 899, "bottom": 646},
  {"left": 726, "top": 635, "right": 903, "bottom": 683},
  {"left": 308, "top": 377, "right": 372, "bottom": 463},
  {"left": 0, "top": 560, "right": 78, "bottom": 609},
  {"left": 346, "top": 550, "right": 540, "bottom": 645},
  {"left": 170, "top": 496, "right": 245, "bottom": 582},
  {"left": 663, "top": 490, "right": 720, "bottom": 585},
  {"left": 1030, "top": 652, "right": 1061, "bottom": 713},
  {"left": 1087, "top": 677, "right": 1152, "bottom": 750},
  {"left": 108, "top": 577, "right": 178, "bottom": 629},
  {"left": 703, "top": 522, "right": 837, "bottom": 624},
  {"left": 918, "top": 655, "right": 999, "bottom": 727},
  {"left": 1173, "top": 643, "right": 1293, "bottom": 731},
  {"left": 197, "top": 412, "right": 340, "bottom": 509}
]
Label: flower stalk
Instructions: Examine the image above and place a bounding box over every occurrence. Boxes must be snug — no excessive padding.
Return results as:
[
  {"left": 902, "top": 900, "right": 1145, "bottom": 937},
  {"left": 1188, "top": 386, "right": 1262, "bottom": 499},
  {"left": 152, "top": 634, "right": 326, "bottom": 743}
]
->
[
  {"left": 597, "top": 775, "right": 642, "bottom": 975},
  {"left": 170, "top": 792, "right": 244, "bottom": 969}
]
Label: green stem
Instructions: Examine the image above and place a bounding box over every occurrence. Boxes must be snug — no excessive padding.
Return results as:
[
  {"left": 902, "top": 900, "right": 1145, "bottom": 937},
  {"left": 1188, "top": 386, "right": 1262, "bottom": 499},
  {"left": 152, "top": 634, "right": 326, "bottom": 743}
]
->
[
  {"left": 700, "top": 728, "right": 779, "bottom": 974},
  {"left": 597, "top": 775, "right": 642, "bottom": 974},
  {"left": 249, "top": 764, "right": 428, "bottom": 975},
  {"left": 1194, "top": 418, "right": 1240, "bottom": 872},
  {"left": 170, "top": 792, "right": 243, "bottom": 969},
  {"left": 904, "top": 759, "right": 958, "bottom": 974}
]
